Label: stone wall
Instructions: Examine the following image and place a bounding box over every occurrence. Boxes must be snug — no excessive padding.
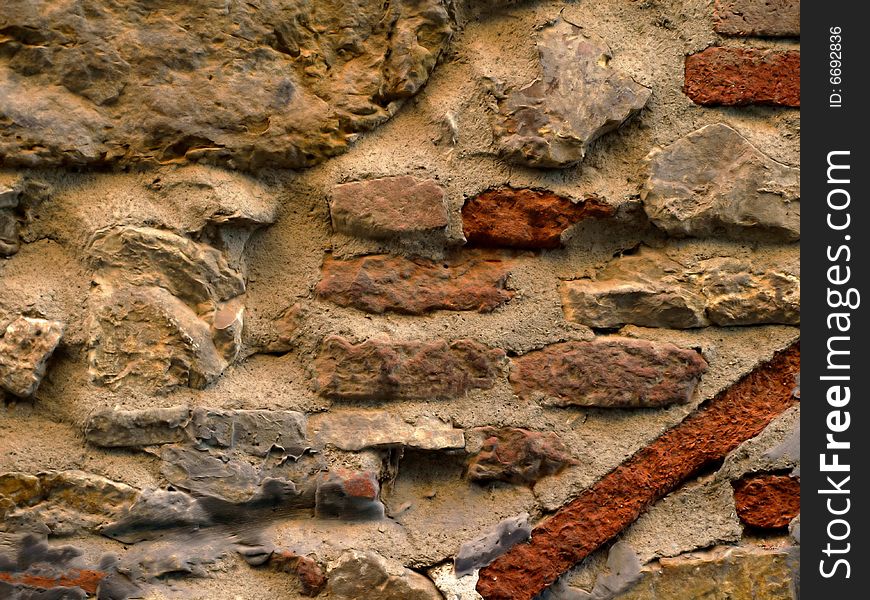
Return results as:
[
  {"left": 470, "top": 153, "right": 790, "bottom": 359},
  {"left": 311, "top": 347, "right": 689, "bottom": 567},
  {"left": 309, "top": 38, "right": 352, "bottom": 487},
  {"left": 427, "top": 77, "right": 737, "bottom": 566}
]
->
[{"left": 0, "top": 1, "right": 800, "bottom": 598}]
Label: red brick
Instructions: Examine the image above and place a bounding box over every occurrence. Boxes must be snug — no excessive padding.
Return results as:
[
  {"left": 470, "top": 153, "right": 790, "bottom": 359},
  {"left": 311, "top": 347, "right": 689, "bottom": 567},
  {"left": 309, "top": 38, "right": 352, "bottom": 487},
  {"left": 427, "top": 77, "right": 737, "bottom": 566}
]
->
[
  {"left": 684, "top": 47, "right": 799, "bottom": 107},
  {"left": 462, "top": 188, "right": 614, "bottom": 249},
  {"left": 477, "top": 342, "right": 800, "bottom": 600},
  {"left": 467, "top": 427, "right": 576, "bottom": 485},
  {"left": 714, "top": 0, "right": 800, "bottom": 37},
  {"left": 0, "top": 569, "right": 106, "bottom": 595},
  {"left": 315, "top": 252, "right": 514, "bottom": 314},
  {"left": 733, "top": 474, "right": 800, "bottom": 529},
  {"left": 270, "top": 551, "right": 327, "bottom": 596}
]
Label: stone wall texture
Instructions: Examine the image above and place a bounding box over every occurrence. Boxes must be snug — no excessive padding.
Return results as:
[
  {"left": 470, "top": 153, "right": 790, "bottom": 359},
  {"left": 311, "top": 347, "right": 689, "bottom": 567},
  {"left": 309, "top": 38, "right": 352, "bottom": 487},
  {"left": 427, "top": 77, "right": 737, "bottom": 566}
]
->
[{"left": 1, "top": 1, "right": 799, "bottom": 599}]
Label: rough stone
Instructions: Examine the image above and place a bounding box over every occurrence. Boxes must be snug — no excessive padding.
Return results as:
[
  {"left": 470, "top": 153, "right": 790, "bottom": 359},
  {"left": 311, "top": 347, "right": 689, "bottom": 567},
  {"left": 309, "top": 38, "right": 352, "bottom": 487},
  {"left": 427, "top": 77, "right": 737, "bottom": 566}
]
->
[
  {"left": 159, "top": 445, "right": 262, "bottom": 504},
  {"left": 560, "top": 248, "right": 800, "bottom": 329},
  {"left": 462, "top": 189, "right": 615, "bottom": 249},
  {"left": 616, "top": 546, "right": 798, "bottom": 599},
  {"left": 314, "top": 410, "right": 464, "bottom": 452},
  {"left": 455, "top": 513, "right": 531, "bottom": 576},
  {"left": 732, "top": 474, "right": 800, "bottom": 529},
  {"left": 259, "top": 303, "right": 303, "bottom": 354},
  {"left": 542, "top": 542, "right": 642, "bottom": 600},
  {"left": 230, "top": 410, "right": 309, "bottom": 458},
  {"left": 315, "top": 470, "right": 385, "bottom": 521},
  {"left": 0, "top": 316, "right": 64, "bottom": 398},
  {"left": 0, "top": 0, "right": 452, "bottom": 169},
  {"left": 314, "top": 336, "right": 506, "bottom": 401},
  {"left": 476, "top": 343, "right": 800, "bottom": 600},
  {"left": 684, "top": 48, "right": 800, "bottom": 107},
  {"left": 329, "top": 176, "right": 448, "bottom": 243},
  {"left": 714, "top": 0, "right": 800, "bottom": 37},
  {"left": 429, "top": 562, "right": 483, "bottom": 600},
  {"left": 509, "top": 338, "right": 707, "bottom": 408},
  {"left": 100, "top": 489, "right": 212, "bottom": 544},
  {"left": 0, "top": 209, "right": 18, "bottom": 256},
  {"left": 327, "top": 549, "right": 443, "bottom": 600},
  {"left": 84, "top": 406, "right": 191, "bottom": 448},
  {"left": 270, "top": 550, "right": 327, "bottom": 597},
  {"left": 88, "top": 285, "right": 229, "bottom": 392},
  {"left": 466, "top": 428, "right": 575, "bottom": 485},
  {"left": 494, "top": 21, "right": 650, "bottom": 168},
  {"left": 88, "top": 226, "right": 246, "bottom": 307},
  {"left": 642, "top": 124, "right": 800, "bottom": 241},
  {"left": 0, "top": 534, "right": 108, "bottom": 597},
  {"left": 316, "top": 253, "right": 514, "bottom": 314}
]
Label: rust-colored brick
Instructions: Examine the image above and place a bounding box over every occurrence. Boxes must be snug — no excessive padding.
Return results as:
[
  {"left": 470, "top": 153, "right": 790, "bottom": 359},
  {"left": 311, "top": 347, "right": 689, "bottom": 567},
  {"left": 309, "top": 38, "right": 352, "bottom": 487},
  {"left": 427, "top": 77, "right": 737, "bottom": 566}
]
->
[
  {"left": 684, "top": 47, "right": 800, "bottom": 107},
  {"left": 477, "top": 342, "right": 800, "bottom": 600},
  {"left": 733, "top": 474, "right": 800, "bottom": 529}
]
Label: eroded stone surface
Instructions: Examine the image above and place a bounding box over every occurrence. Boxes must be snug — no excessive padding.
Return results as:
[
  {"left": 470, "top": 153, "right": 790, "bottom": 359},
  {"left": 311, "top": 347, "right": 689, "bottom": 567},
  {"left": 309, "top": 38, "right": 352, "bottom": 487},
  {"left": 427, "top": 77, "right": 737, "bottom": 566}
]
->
[
  {"left": 315, "top": 470, "right": 384, "bottom": 521},
  {"left": 494, "top": 21, "right": 650, "bottom": 168},
  {"left": 509, "top": 338, "right": 707, "bottom": 408},
  {"left": 316, "top": 253, "right": 515, "bottom": 314},
  {"left": 270, "top": 550, "right": 327, "bottom": 597},
  {"left": 329, "top": 176, "right": 448, "bottom": 243},
  {"left": 455, "top": 513, "right": 531, "bottom": 576},
  {"left": 315, "top": 336, "right": 506, "bottom": 401},
  {"left": 462, "top": 189, "right": 615, "bottom": 249},
  {"left": 467, "top": 428, "right": 575, "bottom": 485},
  {"left": 0, "top": 316, "right": 64, "bottom": 397},
  {"left": 314, "top": 410, "right": 464, "bottom": 452},
  {"left": 560, "top": 247, "right": 800, "bottom": 329},
  {"left": 732, "top": 474, "right": 800, "bottom": 529},
  {"left": 642, "top": 124, "right": 800, "bottom": 241},
  {"left": 477, "top": 343, "right": 799, "bottom": 600},
  {"left": 684, "top": 48, "right": 800, "bottom": 107},
  {"left": 328, "top": 549, "right": 443, "bottom": 600},
  {"left": 714, "top": 0, "right": 800, "bottom": 37},
  {"left": 84, "top": 406, "right": 191, "bottom": 448},
  {"left": 0, "top": 1, "right": 452, "bottom": 169}
]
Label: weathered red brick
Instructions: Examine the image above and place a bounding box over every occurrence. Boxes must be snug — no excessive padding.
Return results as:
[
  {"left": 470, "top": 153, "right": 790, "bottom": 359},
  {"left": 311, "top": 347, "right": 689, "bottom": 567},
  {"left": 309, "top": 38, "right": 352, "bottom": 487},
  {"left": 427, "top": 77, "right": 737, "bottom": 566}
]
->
[
  {"left": 684, "top": 48, "right": 799, "bottom": 107},
  {"left": 714, "top": 0, "right": 800, "bottom": 37},
  {"left": 509, "top": 337, "right": 708, "bottom": 408},
  {"left": 0, "top": 569, "right": 106, "bottom": 595},
  {"left": 467, "top": 427, "right": 576, "bottom": 485},
  {"left": 315, "top": 252, "right": 514, "bottom": 314},
  {"left": 462, "top": 188, "right": 614, "bottom": 249},
  {"left": 314, "top": 336, "right": 506, "bottom": 401},
  {"left": 270, "top": 550, "right": 327, "bottom": 596},
  {"left": 733, "top": 474, "right": 800, "bottom": 529},
  {"left": 477, "top": 342, "right": 800, "bottom": 600}
]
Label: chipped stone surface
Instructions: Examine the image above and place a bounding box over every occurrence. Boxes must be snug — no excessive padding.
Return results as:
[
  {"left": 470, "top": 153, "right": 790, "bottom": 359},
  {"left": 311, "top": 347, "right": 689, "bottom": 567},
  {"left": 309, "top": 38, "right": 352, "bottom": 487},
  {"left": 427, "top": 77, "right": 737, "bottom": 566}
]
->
[
  {"left": 642, "top": 124, "right": 800, "bottom": 241},
  {"left": 467, "top": 428, "right": 575, "bottom": 485},
  {"left": 0, "top": 0, "right": 452, "bottom": 169},
  {"left": 84, "top": 406, "right": 191, "bottom": 448},
  {"left": 494, "top": 21, "right": 650, "bottom": 168},
  {"left": 462, "top": 189, "right": 614, "bottom": 249},
  {"left": 317, "top": 252, "right": 514, "bottom": 315},
  {"left": 617, "top": 545, "right": 798, "bottom": 599},
  {"left": 684, "top": 48, "right": 800, "bottom": 107},
  {"left": 509, "top": 338, "right": 707, "bottom": 408},
  {"left": 430, "top": 562, "right": 483, "bottom": 600},
  {"left": 314, "top": 410, "right": 464, "bottom": 452},
  {"left": 455, "top": 513, "right": 531, "bottom": 576},
  {"left": 329, "top": 176, "right": 448, "bottom": 243},
  {"left": 328, "top": 549, "right": 443, "bottom": 600},
  {"left": 315, "top": 470, "right": 385, "bottom": 521},
  {"left": 733, "top": 474, "right": 800, "bottom": 529},
  {"left": 0, "top": 316, "right": 64, "bottom": 397},
  {"left": 561, "top": 248, "right": 800, "bottom": 329},
  {"left": 315, "top": 336, "right": 506, "bottom": 401},
  {"left": 714, "top": 0, "right": 800, "bottom": 37}
]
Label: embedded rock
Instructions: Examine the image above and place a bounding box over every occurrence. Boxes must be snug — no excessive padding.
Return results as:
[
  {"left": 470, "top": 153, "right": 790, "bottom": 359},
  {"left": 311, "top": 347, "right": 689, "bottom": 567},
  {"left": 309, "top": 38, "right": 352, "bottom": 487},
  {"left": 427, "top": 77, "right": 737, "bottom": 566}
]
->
[
  {"left": 714, "top": 0, "right": 800, "bottom": 37},
  {"left": 698, "top": 260, "right": 800, "bottom": 326},
  {"left": 0, "top": 209, "right": 17, "bottom": 256},
  {"left": 270, "top": 550, "right": 327, "bottom": 597},
  {"left": 329, "top": 176, "right": 448, "bottom": 243},
  {"left": 0, "top": 316, "right": 64, "bottom": 398},
  {"left": 159, "top": 445, "right": 262, "bottom": 504},
  {"left": 100, "top": 489, "right": 212, "bottom": 544},
  {"left": 327, "top": 549, "right": 443, "bottom": 600},
  {"left": 732, "top": 474, "right": 800, "bottom": 529},
  {"left": 314, "top": 411, "right": 464, "bottom": 452},
  {"left": 455, "top": 513, "right": 532, "bottom": 576},
  {"left": 509, "top": 338, "right": 707, "bottom": 408},
  {"left": 462, "top": 189, "right": 615, "bottom": 249},
  {"left": 316, "top": 253, "right": 514, "bottom": 314},
  {"left": 88, "top": 285, "right": 229, "bottom": 392},
  {"left": 84, "top": 406, "right": 191, "bottom": 448},
  {"left": 315, "top": 470, "right": 384, "bottom": 520},
  {"left": 229, "top": 410, "right": 309, "bottom": 458},
  {"left": 642, "top": 124, "right": 800, "bottom": 241},
  {"left": 0, "top": 0, "right": 452, "bottom": 169},
  {"left": 684, "top": 48, "right": 800, "bottom": 107},
  {"left": 467, "top": 428, "right": 575, "bottom": 485},
  {"left": 494, "top": 21, "right": 650, "bottom": 168},
  {"left": 314, "top": 336, "right": 506, "bottom": 401}
]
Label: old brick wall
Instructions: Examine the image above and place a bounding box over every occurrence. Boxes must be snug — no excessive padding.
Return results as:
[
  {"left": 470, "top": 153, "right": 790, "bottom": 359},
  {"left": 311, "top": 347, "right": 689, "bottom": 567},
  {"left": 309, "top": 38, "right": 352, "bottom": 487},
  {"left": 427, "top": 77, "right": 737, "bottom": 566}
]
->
[{"left": 0, "top": 0, "right": 799, "bottom": 598}]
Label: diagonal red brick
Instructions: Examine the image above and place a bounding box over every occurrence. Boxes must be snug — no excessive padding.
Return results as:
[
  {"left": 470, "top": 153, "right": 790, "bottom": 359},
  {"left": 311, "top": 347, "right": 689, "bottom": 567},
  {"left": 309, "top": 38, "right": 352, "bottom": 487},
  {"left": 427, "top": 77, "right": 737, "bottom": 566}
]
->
[{"left": 477, "top": 342, "right": 800, "bottom": 600}]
